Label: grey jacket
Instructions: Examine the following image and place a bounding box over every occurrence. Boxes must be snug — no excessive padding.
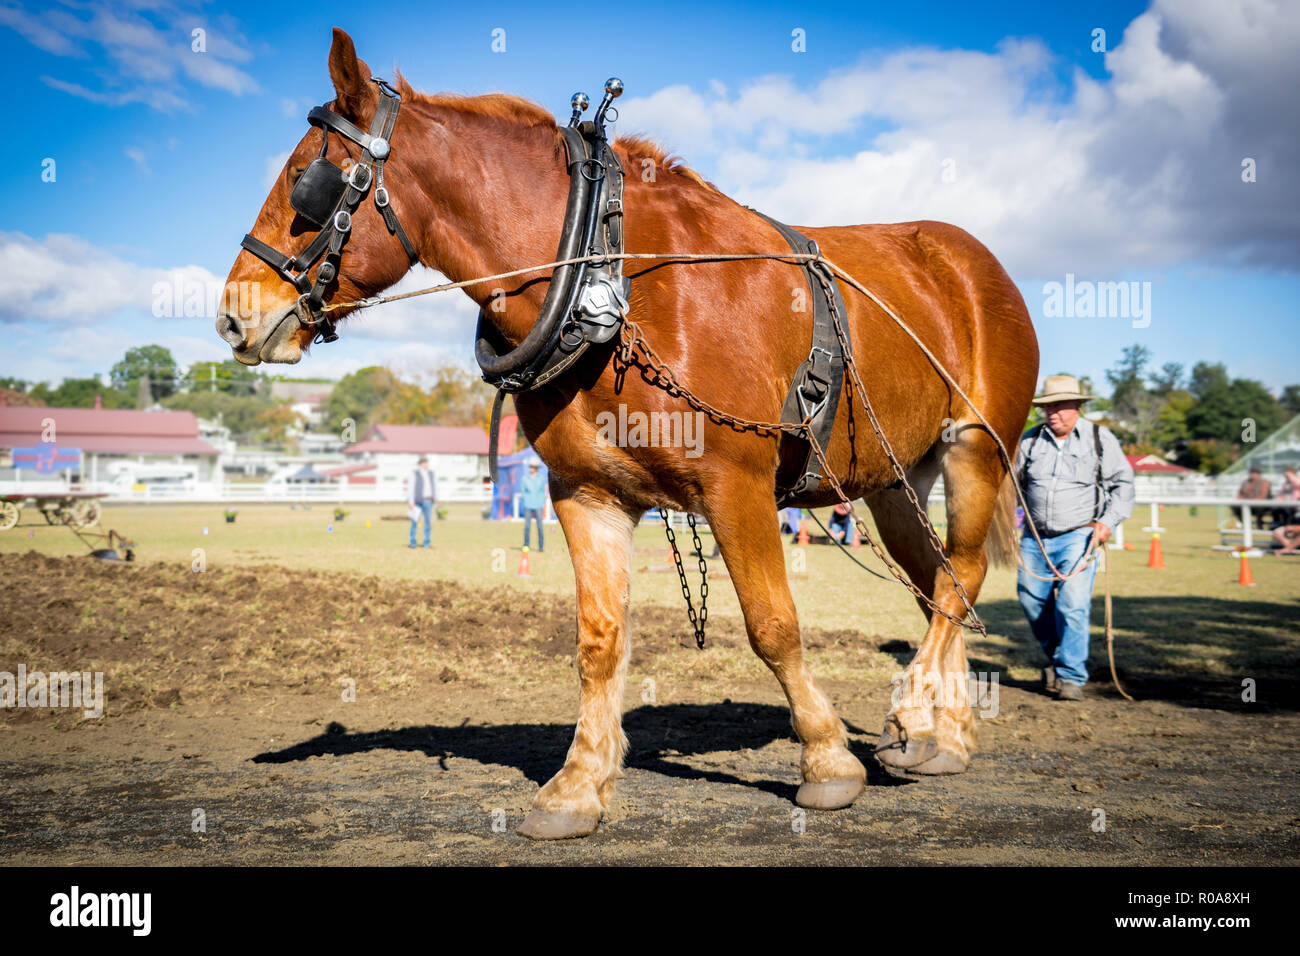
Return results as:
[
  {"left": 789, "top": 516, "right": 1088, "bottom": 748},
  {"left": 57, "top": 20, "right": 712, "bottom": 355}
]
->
[
  {"left": 410, "top": 468, "right": 437, "bottom": 504},
  {"left": 1015, "top": 421, "right": 1135, "bottom": 535}
]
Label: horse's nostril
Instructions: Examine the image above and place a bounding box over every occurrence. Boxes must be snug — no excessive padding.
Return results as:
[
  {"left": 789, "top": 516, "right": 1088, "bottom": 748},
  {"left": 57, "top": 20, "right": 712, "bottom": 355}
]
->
[{"left": 216, "top": 313, "right": 246, "bottom": 348}]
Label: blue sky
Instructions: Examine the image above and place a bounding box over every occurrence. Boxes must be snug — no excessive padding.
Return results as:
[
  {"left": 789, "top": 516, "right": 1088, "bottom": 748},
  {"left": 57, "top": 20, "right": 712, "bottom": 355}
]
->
[{"left": 2, "top": 0, "right": 1296, "bottom": 394}]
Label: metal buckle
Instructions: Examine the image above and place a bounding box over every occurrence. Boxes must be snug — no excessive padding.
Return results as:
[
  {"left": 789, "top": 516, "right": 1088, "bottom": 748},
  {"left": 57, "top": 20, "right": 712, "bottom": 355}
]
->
[
  {"left": 372, "top": 77, "right": 401, "bottom": 101},
  {"left": 333, "top": 210, "right": 352, "bottom": 233},
  {"left": 374, "top": 186, "right": 390, "bottom": 208},
  {"left": 347, "top": 163, "right": 372, "bottom": 191}
]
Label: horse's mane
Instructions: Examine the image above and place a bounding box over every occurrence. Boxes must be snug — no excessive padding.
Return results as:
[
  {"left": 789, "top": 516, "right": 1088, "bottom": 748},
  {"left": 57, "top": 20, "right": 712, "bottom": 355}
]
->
[{"left": 393, "top": 71, "right": 713, "bottom": 190}]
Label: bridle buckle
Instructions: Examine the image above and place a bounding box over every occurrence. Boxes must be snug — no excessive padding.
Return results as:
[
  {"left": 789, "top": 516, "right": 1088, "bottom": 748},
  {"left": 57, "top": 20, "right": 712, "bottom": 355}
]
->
[{"left": 347, "top": 162, "right": 373, "bottom": 191}]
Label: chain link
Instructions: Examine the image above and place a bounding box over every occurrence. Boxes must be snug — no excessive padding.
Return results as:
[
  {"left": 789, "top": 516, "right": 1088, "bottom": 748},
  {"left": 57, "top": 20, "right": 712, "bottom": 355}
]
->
[{"left": 661, "top": 508, "right": 708, "bottom": 648}]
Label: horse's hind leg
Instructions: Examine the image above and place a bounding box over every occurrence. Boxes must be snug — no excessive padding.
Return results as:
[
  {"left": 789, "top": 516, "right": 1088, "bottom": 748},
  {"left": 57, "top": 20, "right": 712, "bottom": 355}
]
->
[
  {"left": 868, "top": 431, "right": 1002, "bottom": 775},
  {"left": 709, "top": 484, "right": 866, "bottom": 809},
  {"left": 517, "top": 488, "right": 637, "bottom": 840}
]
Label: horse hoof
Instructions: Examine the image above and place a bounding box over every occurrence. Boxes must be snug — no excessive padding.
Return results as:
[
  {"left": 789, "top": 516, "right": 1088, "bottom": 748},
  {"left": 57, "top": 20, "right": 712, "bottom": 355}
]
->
[
  {"left": 796, "top": 777, "right": 865, "bottom": 810},
  {"left": 909, "top": 749, "right": 969, "bottom": 776},
  {"left": 516, "top": 808, "right": 600, "bottom": 840},
  {"left": 876, "top": 733, "right": 937, "bottom": 770}
]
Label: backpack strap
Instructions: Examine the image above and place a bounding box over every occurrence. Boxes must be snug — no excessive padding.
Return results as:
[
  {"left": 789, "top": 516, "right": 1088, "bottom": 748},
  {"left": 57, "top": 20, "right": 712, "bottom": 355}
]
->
[
  {"left": 1018, "top": 424, "right": 1045, "bottom": 491},
  {"left": 1092, "top": 421, "right": 1104, "bottom": 522}
]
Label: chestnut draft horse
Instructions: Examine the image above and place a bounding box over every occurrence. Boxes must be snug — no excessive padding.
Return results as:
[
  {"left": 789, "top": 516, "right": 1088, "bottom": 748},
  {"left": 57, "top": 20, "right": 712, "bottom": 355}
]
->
[{"left": 218, "top": 29, "right": 1039, "bottom": 839}]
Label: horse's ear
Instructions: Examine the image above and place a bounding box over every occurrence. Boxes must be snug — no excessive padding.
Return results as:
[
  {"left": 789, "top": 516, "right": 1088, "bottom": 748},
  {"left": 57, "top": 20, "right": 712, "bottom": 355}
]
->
[{"left": 327, "top": 27, "right": 377, "bottom": 120}]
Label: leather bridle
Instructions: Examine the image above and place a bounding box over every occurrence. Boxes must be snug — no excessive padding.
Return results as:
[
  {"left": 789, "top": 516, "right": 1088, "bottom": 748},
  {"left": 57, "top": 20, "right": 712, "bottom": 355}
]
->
[{"left": 239, "top": 77, "right": 419, "bottom": 345}]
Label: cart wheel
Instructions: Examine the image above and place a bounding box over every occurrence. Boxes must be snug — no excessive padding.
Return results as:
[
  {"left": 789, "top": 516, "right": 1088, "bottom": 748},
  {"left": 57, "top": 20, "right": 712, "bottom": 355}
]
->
[
  {"left": 74, "top": 500, "right": 102, "bottom": 529},
  {"left": 0, "top": 501, "right": 18, "bottom": 531}
]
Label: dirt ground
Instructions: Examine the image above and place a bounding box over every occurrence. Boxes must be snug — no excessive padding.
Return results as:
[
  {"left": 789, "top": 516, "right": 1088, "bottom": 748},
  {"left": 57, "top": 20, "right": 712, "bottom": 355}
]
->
[{"left": 1, "top": 551, "right": 1297, "bottom": 865}]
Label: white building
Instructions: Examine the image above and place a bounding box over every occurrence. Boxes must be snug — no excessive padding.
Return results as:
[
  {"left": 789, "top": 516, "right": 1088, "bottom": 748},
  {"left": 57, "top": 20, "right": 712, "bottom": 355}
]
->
[{"left": 341, "top": 423, "right": 514, "bottom": 502}]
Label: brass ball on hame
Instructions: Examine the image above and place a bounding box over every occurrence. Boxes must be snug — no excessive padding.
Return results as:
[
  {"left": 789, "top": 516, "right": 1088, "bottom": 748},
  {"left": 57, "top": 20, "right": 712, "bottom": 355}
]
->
[
  {"left": 571, "top": 92, "right": 590, "bottom": 112},
  {"left": 604, "top": 77, "right": 623, "bottom": 97}
]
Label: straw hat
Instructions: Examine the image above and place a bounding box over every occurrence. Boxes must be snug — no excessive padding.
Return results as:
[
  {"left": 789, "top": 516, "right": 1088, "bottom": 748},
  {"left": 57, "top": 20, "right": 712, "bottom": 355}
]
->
[{"left": 1032, "top": 374, "right": 1096, "bottom": 406}]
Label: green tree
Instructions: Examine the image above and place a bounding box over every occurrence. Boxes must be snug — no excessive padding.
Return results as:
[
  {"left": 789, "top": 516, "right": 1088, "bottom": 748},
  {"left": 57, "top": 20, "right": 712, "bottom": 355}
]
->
[
  {"left": 1188, "top": 361, "right": 1229, "bottom": 399},
  {"left": 1151, "top": 389, "right": 1195, "bottom": 449},
  {"left": 1105, "top": 344, "right": 1152, "bottom": 414},
  {"left": 1181, "top": 439, "right": 1236, "bottom": 475},
  {"left": 254, "top": 403, "right": 305, "bottom": 446},
  {"left": 162, "top": 391, "right": 272, "bottom": 440},
  {"left": 1148, "top": 361, "right": 1185, "bottom": 397},
  {"left": 1186, "top": 377, "right": 1286, "bottom": 443},
  {"left": 183, "top": 360, "right": 263, "bottom": 396},
  {"left": 30, "top": 378, "right": 134, "bottom": 408},
  {"left": 321, "top": 366, "right": 399, "bottom": 434},
  {"left": 1280, "top": 384, "right": 1300, "bottom": 416},
  {"left": 110, "top": 345, "right": 180, "bottom": 401}
]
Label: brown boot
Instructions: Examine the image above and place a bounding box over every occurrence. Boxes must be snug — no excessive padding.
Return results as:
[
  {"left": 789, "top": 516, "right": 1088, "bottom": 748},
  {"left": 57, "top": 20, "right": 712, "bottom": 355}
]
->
[
  {"left": 1042, "top": 666, "right": 1059, "bottom": 694},
  {"left": 1057, "top": 681, "right": 1084, "bottom": 701}
]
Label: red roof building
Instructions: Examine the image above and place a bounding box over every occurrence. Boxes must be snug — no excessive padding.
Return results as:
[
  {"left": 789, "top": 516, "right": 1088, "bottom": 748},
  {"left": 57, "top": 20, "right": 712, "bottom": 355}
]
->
[
  {"left": 343, "top": 417, "right": 517, "bottom": 458},
  {"left": 0, "top": 405, "right": 219, "bottom": 456},
  {"left": 1125, "top": 453, "right": 1195, "bottom": 475}
]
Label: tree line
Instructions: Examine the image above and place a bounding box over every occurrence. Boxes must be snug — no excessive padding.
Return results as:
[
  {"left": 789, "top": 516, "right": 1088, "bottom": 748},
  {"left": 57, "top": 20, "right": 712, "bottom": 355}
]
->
[
  {"left": 1, "top": 345, "right": 498, "bottom": 449},
  {"left": 1055, "top": 344, "right": 1298, "bottom": 473}
]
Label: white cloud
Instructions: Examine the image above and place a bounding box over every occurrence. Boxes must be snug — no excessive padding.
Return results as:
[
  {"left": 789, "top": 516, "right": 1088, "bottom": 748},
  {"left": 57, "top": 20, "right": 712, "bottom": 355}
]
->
[
  {"left": 125, "top": 146, "right": 150, "bottom": 174},
  {"left": 618, "top": 0, "right": 1299, "bottom": 277},
  {"left": 0, "top": 232, "right": 222, "bottom": 324},
  {"left": 10, "top": 1, "right": 261, "bottom": 112}
]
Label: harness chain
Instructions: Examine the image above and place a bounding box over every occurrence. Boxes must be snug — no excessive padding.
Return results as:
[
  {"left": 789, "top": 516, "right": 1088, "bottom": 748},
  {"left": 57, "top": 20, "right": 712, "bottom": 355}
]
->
[{"left": 660, "top": 509, "right": 708, "bottom": 649}]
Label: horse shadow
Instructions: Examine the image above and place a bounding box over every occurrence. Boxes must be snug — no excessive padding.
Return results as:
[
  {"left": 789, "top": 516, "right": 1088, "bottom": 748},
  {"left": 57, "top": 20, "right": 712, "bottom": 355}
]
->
[{"left": 252, "top": 702, "right": 912, "bottom": 800}]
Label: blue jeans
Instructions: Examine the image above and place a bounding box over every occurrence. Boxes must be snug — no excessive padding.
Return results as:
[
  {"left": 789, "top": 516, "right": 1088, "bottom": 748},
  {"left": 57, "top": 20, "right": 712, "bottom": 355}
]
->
[
  {"left": 522, "top": 507, "right": 543, "bottom": 551},
  {"left": 409, "top": 499, "right": 433, "bottom": 547},
  {"left": 1017, "top": 527, "right": 1099, "bottom": 686}
]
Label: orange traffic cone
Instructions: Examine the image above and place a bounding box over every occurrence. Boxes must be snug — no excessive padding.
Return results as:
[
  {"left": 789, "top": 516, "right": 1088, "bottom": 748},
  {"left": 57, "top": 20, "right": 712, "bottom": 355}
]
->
[
  {"left": 517, "top": 546, "right": 532, "bottom": 577},
  {"left": 797, "top": 520, "right": 810, "bottom": 546},
  {"left": 1237, "top": 552, "right": 1255, "bottom": 586},
  {"left": 1147, "top": 533, "right": 1166, "bottom": 569}
]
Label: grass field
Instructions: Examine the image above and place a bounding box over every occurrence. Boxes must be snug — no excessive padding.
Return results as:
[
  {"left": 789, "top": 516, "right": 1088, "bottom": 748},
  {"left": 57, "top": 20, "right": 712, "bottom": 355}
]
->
[{"left": 3, "top": 500, "right": 1298, "bottom": 691}]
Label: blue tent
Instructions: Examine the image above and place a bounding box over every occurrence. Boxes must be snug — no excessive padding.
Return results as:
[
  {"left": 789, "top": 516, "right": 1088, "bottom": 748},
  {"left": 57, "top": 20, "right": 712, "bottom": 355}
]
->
[{"left": 490, "top": 450, "right": 548, "bottom": 519}]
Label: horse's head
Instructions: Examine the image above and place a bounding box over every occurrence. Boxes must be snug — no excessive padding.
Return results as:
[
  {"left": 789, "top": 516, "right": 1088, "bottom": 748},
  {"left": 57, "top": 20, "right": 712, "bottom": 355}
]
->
[{"left": 217, "top": 28, "right": 420, "bottom": 365}]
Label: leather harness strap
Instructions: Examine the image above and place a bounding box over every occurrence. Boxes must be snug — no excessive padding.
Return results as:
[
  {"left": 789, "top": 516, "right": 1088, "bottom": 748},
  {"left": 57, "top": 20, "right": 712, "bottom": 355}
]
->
[{"left": 751, "top": 211, "right": 851, "bottom": 507}]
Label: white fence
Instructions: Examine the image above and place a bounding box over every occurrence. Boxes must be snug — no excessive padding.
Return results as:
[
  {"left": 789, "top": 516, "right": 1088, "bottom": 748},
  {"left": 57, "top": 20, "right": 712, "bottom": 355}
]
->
[{"left": 0, "top": 476, "right": 492, "bottom": 505}]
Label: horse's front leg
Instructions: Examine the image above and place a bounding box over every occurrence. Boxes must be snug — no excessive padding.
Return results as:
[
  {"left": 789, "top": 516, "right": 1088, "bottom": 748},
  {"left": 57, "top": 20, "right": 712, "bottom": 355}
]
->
[{"left": 517, "top": 489, "right": 637, "bottom": 840}]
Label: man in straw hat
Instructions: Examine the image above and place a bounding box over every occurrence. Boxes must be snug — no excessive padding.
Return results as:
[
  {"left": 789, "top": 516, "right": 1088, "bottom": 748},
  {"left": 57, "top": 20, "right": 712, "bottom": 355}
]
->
[{"left": 1015, "top": 374, "right": 1134, "bottom": 701}]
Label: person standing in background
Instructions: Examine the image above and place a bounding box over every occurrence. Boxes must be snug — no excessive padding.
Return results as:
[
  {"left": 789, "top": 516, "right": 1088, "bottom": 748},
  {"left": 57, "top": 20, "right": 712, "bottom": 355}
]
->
[
  {"left": 521, "top": 459, "right": 547, "bottom": 552},
  {"left": 408, "top": 455, "right": 437, "bottom": 549}
]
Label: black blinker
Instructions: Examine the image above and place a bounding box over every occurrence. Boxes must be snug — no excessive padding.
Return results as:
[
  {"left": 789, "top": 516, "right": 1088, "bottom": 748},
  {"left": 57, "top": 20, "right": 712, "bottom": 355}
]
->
[{"left": 290, "top": 157, "right": 348, "bottom": 228}]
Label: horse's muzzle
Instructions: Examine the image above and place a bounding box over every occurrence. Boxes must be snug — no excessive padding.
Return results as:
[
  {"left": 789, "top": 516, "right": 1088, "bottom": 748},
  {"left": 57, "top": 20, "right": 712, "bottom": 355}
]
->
[{"left": 217, "top": 303, "right": 303, "bottom": 366}]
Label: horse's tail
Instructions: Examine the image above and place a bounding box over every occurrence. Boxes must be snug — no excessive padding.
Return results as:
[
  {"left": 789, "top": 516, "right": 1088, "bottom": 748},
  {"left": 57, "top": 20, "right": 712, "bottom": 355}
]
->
[{"left": 984, "top": 472, "right": 1019, "bottom": 569}]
